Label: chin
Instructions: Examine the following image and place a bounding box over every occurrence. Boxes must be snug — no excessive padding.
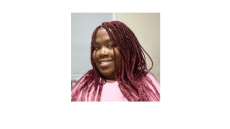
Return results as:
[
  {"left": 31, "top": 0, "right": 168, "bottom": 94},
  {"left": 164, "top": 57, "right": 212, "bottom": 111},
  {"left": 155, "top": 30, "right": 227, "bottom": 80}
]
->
[
  {"left": 100, "top": 70, "right": 114, "bottom": 79},
  {"left": 101, "top": 72, "right": 113, "bottom": 78}
]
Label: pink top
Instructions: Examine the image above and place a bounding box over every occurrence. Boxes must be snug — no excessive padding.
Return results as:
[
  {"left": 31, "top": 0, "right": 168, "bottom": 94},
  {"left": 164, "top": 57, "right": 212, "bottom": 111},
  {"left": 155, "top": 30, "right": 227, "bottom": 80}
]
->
[
  {"left": 71, "top": 73, "right": 160, "bottom": 102},
  {"left": 100, "top": 73, "right": 160, "bottom": 102}
]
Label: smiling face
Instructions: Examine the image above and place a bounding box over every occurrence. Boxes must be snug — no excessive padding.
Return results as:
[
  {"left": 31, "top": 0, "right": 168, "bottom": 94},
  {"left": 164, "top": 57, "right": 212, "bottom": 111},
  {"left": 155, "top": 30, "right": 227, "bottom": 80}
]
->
[{"left": 93, "top": 27, "right": 121, "bottom": 80}]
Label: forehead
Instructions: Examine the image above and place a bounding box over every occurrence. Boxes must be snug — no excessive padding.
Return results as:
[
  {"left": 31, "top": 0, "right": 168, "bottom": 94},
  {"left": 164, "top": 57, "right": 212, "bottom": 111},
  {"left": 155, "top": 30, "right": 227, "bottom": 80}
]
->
[{"left": 95, "top": 27, "right": 110, "bottom": 43}]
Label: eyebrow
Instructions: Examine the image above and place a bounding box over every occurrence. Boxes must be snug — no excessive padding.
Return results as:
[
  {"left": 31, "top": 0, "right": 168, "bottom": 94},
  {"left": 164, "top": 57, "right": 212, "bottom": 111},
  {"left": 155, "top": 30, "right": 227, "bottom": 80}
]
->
[{"left": 94, "top": 39, "right": 111, "bottom": 45}]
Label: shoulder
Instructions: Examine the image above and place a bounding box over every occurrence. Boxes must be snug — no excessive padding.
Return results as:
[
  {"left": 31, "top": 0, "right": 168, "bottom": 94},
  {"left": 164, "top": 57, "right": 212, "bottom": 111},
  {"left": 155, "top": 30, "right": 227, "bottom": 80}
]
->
[
  {"left": 72, "top": 73, "right": 88, "bottom": 91},
  {"left": 72, "top": 70, "right": 95, "bottom": 88},
  {"left": 71, "top": 71, "right": 96, "bottom": 101},
  {"left": 145, "top": 72, "right": 160, "bottom": 93}
]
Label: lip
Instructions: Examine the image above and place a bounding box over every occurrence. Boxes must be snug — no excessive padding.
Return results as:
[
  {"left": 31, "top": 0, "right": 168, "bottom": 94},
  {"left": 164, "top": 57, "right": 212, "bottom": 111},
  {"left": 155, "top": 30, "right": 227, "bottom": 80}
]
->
[{"left": 98, "top": 59, "right": 113, "bottom": 67}]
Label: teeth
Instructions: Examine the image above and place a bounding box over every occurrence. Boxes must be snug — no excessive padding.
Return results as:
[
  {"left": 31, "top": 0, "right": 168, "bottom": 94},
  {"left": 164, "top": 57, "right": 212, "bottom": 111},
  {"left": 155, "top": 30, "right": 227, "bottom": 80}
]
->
[{"left": 101, "top": 61, "right": 112, "bottom": 64}]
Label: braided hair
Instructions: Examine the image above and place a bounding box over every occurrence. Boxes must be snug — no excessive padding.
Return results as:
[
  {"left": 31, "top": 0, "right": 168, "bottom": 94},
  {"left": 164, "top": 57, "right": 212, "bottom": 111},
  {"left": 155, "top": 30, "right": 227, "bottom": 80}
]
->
[{"left": 71, "top": 21, "right": 160, "bottom": 101}]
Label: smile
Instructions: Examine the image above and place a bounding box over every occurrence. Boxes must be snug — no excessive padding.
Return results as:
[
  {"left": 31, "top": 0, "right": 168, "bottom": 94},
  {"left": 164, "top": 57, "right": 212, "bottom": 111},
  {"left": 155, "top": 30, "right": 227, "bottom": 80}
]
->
[{"left": 99, "top": 61, "right": 112, "bottom": 67}]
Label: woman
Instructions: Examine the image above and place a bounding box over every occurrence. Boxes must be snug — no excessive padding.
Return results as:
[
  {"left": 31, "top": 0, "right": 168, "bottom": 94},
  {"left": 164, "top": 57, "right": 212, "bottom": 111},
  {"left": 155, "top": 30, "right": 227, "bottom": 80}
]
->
[{"left": 71, "top": 21, "right": 160, "bottom": 102}]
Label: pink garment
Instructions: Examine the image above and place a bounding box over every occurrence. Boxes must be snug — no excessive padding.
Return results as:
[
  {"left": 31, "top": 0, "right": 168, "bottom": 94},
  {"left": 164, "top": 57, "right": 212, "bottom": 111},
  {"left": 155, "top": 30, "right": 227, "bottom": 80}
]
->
[
  {"left": 100, "top": 73, "right": 160, "bottom": 102},
  {"left": 71, "top": 73, "right": 160, "bottom": 102}
]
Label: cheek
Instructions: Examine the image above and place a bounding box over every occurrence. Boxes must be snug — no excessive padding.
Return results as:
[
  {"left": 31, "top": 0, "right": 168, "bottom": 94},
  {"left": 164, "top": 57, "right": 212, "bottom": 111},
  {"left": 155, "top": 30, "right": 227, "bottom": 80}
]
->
[
  {"left": 92, "top": 51, "right": 97, "bottom": 60},
  {"left": 109, "top": 50, "right": 114, "bottom": 57},
  {"left": 113, "top": 49, "right": 122, "bottom": 67},
  {"left": 114, "top": 48, "right": 121, "bottom": 59}
]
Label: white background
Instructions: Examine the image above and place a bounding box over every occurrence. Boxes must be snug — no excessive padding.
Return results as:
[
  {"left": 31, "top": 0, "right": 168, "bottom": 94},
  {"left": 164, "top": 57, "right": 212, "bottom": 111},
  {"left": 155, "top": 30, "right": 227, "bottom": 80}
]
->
[{"left": 0, "top": 0, "right": 229, "bottom": 129}]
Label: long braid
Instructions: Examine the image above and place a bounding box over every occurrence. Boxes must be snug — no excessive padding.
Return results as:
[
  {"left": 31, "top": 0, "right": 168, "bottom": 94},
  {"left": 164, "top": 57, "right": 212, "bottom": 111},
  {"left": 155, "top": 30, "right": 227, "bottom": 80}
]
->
[
  {"left": 101, "top": 21, "right": 158, "bottom": 101},
  {"left": 104, "top": 22, "right": 141, "bottom": 101}
]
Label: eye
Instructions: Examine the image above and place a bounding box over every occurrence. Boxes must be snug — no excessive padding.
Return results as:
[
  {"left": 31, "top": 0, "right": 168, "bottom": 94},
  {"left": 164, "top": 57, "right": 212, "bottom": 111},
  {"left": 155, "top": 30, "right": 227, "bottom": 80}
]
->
[
  {"left": 108, "top": 44, "right": 114, "bottom": 48},
  {"left": 94, "top": 47, "right": 100, "bottom": 51}
]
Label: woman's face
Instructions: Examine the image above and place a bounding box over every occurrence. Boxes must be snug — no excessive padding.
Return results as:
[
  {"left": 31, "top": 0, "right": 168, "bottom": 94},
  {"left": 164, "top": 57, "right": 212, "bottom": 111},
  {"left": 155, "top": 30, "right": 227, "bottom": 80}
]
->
[{"left": 93, "top": 27, "right": 121, "bottom": 80}]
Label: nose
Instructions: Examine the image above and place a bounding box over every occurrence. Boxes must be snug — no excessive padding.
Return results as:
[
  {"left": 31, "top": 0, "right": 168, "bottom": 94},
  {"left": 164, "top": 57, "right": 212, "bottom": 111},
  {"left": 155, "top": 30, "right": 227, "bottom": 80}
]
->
[{"left": 99, "top": 47, "right": 109, "bottom": 56}]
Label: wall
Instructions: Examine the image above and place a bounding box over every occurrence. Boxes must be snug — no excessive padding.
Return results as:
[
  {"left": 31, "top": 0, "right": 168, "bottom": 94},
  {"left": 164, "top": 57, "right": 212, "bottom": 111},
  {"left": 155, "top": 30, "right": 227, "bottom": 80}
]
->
[
  {"left": 71, "top": 13, "right": 114, "bottom": 81},
  {"left": 116, "top": 13, "right": 160, "bottom": 83}
]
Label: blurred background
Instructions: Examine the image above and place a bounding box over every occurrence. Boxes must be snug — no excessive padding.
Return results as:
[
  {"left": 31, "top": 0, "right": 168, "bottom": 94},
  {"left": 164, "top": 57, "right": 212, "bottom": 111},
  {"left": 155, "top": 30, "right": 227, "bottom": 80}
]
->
[{"left": 71, "top": 13, "right": 160, "bottom": 87}]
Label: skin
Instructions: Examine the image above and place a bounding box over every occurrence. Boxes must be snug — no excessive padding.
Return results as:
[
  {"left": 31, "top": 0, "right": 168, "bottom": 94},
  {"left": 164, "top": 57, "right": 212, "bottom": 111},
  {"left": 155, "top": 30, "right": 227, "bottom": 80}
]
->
[{"left": 93, "top": 27, "right": 121, "bottom": 80}]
